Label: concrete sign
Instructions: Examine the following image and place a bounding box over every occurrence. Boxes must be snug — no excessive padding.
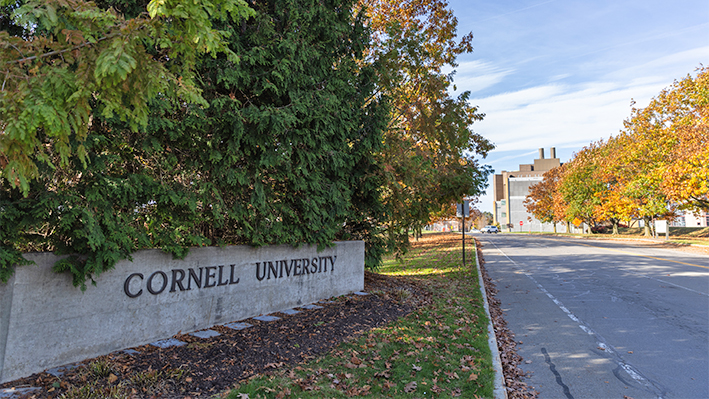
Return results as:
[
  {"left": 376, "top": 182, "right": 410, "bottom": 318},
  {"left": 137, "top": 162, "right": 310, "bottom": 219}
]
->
[{"left": 0, "top": 241, "right": 364, "bottom": 383}]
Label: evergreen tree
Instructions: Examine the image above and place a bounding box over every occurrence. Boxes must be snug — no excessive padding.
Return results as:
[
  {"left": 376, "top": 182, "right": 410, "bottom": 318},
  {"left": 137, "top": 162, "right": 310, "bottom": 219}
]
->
[{"left": 0, "top": 0, "right": 387, "bottom": 286}]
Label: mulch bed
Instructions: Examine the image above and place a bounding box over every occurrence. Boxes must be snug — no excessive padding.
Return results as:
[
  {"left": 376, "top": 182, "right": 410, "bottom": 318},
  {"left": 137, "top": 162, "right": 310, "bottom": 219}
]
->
[{"left": 1, "top": 272, "right": 430, "bottom": 398}]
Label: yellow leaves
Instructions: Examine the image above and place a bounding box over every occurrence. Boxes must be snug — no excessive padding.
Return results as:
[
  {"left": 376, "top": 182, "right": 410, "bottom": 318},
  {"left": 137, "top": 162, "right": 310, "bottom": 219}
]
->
[{"left": 147, "top": 0, "right": 167, "bottom": 19}]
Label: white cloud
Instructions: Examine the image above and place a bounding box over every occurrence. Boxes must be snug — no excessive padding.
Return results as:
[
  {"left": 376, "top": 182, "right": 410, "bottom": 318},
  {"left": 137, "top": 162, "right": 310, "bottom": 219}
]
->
[
  {"left": 446, "top": 60, "right": 515, "bottom": 95},
  {"left": 468, "top": 48, "right": 707, "bottom": 153}
]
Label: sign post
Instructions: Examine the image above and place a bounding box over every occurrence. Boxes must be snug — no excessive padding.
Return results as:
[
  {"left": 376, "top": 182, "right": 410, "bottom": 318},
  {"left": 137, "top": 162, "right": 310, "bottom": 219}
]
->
[{"left": 456, "top": 202, "right": 470, "bottom": 267}]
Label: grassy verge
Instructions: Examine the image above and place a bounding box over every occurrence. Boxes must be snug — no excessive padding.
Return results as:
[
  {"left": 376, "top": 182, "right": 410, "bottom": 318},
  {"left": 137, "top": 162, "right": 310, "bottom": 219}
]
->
[{"left": 226, "top": 233, "right": 494, "bottom": 398}]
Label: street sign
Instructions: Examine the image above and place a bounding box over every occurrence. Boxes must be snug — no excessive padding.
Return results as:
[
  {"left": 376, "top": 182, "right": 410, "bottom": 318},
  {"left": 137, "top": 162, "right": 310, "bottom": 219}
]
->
[
  {"left": 456, "top": 202, "right": 470, "bottom": 218},
  {"left": 519, "top": 221, "right": 523, "bottom": 226}
]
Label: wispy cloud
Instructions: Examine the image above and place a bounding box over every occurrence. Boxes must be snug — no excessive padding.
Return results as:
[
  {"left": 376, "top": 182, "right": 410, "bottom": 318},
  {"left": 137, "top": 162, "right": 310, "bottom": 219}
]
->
[
  {"left": 446, "top": 60, "right": 514, "bottom": 95},
  {"left": 468, "top": 47, "right": 707, "bottom": 153}
]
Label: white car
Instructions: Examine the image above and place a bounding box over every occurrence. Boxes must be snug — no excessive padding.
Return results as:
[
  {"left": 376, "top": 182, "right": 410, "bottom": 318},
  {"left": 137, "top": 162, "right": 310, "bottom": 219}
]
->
[{"left": 481, "top": 225, "right": 499, "bottom": 234}]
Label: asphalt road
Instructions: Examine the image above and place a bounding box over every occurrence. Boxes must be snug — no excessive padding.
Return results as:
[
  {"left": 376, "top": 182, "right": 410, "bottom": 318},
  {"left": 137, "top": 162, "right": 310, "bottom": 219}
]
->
[{"left": 477, "top": 234, "right": 709, "bottom": 399}]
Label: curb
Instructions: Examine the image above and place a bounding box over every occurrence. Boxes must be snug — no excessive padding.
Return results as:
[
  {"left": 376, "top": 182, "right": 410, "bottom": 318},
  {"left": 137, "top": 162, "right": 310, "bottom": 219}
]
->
[{"left": 473, "top": 239, "right": 508, "bottom": 399}]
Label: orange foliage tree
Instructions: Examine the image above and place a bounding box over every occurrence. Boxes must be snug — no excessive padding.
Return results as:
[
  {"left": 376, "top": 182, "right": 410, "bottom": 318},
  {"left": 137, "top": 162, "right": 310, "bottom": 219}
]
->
[
  {"left": 524, "top": 165, "right": 567, "bottom": 233},
  {"left": 541, "top": 67, "right": 707, "bottom": 236},
  {"left": 359, "top": 0, "right": 494, "bottom": 252},
  {"left": 654, "top": 67, "right": 709, "bottom": 212}
]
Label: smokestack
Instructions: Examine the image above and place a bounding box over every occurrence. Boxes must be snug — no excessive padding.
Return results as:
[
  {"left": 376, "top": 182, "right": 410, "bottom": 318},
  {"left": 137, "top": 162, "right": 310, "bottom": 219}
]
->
[
  {"left": 550, "top": 147, "right": 556, "bottom": 158},
  {"left": 538, "top": 148, "right": 545, "bottom": 159}
]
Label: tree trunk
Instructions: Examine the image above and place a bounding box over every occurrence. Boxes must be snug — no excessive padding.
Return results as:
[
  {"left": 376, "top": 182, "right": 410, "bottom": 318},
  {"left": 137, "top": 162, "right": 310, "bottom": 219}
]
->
[{"left": 643, "top": 217, "right": 652, "bottom": 237}]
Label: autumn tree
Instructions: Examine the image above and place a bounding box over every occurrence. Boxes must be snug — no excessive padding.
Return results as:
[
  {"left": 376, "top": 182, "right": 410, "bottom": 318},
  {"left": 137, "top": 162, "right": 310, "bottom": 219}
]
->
[
  {"left": 556, "top": 143, "right": 607, "bottom": 232},
  {"left": 359, "top": 0, "right": 493, "bottom": 253},
  {"left": 597, "top": 71, "right": 709, "bottom": 235},
  {"left": 524, "top": 165, "right": 566, "bottom": 233},
  {"left": 553, "top": 67, "right": 706, "bottom": 237},
  {"left": 653, "top": 67, "right": 709, "bottom": 212}
]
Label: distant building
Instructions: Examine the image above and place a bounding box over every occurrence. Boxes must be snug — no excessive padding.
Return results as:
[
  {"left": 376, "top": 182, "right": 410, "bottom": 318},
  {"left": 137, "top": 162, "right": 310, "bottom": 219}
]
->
[
  {"left": 671, "top": 210, "right": 709, "bottom": 227},
  {"left": 492, "top": 147, "right": 569, "bottom": 233}
]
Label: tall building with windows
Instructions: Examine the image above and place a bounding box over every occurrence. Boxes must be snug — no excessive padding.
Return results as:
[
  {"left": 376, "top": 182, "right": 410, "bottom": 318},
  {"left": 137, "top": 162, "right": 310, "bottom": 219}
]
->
[{"left": 492, "top": 148, "right": 567, "bottom": 232}]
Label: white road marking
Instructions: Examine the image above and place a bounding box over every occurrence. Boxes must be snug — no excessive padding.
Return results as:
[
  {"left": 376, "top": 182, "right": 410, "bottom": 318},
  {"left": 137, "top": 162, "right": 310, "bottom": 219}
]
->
[
  {"left": 487, "top": 239, "right": 667, "bottom": 398},
  {"left": 628, "top": 271, "right": 709, "bottom": 297}
]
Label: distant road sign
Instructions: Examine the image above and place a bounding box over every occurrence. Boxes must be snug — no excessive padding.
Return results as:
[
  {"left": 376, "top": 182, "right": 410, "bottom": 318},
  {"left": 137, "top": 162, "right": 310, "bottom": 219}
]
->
[
  {"left": 456, "top": 202, "right": 470, "bottom": 218},
  {"left": 519, "top": 221, "right": 523, "bottom": 226}
]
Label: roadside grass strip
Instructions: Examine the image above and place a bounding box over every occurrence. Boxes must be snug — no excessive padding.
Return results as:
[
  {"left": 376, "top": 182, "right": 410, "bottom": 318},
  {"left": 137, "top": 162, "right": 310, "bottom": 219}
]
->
[{"left": 227, "top": 233, "right": 494, "bottom": 398}]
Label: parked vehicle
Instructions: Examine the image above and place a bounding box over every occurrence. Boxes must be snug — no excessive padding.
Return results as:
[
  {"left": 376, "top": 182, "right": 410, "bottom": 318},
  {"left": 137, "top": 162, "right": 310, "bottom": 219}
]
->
[{"left": 481, "top": 225, "right": 499, "bottom": 234}]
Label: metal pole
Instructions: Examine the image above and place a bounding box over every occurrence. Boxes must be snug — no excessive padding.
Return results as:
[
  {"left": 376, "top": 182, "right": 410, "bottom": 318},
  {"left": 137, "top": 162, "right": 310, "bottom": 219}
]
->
[{"left": 462, "top": 214, "right": 465, "bottom": 268}]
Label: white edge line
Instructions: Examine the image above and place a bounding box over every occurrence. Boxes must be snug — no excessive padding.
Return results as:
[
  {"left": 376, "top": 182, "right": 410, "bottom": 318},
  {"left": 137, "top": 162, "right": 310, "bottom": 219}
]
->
[{"left": 488, "top": 239, "right": 665, "bottom": 398}]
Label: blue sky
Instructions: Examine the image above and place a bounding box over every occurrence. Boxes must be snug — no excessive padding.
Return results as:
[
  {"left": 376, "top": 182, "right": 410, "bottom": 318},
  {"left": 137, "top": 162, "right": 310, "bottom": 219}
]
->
[{"left": 444, "top": 0, "right": 708, "bottom": 213}]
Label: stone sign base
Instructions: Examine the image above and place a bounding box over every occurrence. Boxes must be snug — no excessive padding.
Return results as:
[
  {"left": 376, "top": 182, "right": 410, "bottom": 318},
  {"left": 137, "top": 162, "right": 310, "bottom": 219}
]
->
[{"left": 0, "top": 241, "right": 364, "bottom": 383}]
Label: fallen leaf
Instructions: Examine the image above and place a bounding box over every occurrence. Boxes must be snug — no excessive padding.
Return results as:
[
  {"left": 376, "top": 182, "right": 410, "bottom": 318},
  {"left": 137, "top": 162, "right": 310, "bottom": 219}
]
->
[
  {"left": 445, "top": 371, "right": 460, "bottom": 380},
  {"left": 452, "top": 387, "right": 462, "bottom": 396},
  {"left": 468, "top": 372, "right": 478, "bottom": 381},
  {"left": 108, "top": 373, "right": 118, "bottom": 383},
  {"left": 404, "top": 381, "right": 417, "bottom": 393},
  {"left": 412, "top": 365, "right": 422, "bottom": 371},
  {"left": 237, "top": 394, "right": 249, "bottom": 399}
]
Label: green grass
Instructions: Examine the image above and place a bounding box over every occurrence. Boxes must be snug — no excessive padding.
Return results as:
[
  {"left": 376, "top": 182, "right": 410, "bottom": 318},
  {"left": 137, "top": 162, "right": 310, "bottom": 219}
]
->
[{"left": 226, "top": 234, "right": 494, "bottom": 398}]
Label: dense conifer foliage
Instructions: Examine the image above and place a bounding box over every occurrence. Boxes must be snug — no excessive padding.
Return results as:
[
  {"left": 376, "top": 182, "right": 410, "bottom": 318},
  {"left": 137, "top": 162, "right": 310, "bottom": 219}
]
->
[{"left": 0, "top": 0, "right": 388, "bottom": 286}]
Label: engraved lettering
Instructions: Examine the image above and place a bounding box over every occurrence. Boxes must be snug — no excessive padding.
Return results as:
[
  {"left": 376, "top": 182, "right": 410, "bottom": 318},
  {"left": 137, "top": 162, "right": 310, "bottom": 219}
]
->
[
  {"left": 170, "top": 269, "right": 186, "bottom": 292},
  {"left": 267, "top": 261, "right": 277, "bottom": 280},
  {"left": 229, "top": 264, "right": 240, "bottom": 284},
  {"left": 217, "top": 265, "right": 229, "bottom": 286},
  {"left": 147, "top": 271, "right": 168, "bottom": 295},
  {"left": 204, "top": 266, "right": 217, "bottom": 287},
  {"left": 256, "top": 262, "right": 266, "bottom": 281},
  {"left": 187, "top": 267, "right": 203, "bottom": 290},
  {"left": 124, "top": 273, "right": 143, "bottom": 298},
  {"left": 279, "top": 259, "right": 292, "bottom": 278}
]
